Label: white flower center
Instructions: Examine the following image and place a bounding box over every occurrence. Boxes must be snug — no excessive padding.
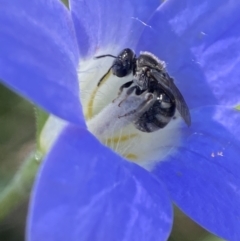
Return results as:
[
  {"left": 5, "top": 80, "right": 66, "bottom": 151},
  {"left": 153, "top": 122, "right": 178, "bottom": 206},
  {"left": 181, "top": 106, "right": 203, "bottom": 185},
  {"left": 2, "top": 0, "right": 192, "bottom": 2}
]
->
[{"left": 78, "top": 48, "right": 183, "bottom": 170}]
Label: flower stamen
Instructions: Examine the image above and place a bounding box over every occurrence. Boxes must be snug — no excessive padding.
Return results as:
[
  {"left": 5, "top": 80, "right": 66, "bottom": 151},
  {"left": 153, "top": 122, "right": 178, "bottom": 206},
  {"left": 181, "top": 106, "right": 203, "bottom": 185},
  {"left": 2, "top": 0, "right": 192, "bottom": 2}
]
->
[
  {"left": 104, "top": 133, "right": 138, "bottom": 145},
  {"left": 124, "top": 153, "right": 138, "bottom": 160}
]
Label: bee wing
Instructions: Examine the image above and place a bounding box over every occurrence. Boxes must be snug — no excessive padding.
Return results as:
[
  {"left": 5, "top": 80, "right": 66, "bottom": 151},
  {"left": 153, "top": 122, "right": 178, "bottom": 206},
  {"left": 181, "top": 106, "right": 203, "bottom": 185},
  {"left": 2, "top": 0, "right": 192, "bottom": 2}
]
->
[{"left": 150, "top": 70, "right": 191, "bottom": 126}]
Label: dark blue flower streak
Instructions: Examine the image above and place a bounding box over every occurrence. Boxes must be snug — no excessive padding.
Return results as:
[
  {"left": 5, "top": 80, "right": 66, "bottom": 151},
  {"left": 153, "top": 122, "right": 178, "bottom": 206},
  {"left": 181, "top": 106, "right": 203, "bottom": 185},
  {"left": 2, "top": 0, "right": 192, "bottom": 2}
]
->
[
  {"left": 0, "top": 0, "right": 84, "bottom": 125},
  {"left": 27, "top": 126, "right": 173, "bottom": 241}
]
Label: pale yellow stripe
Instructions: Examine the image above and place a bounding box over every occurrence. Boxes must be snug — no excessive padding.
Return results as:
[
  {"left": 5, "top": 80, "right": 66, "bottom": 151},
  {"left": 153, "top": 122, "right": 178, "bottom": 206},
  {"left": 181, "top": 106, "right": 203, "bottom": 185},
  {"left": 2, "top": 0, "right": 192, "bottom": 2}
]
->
[
  {"left": 86, "top": 71, "right": 111, "bottom": 120},
  {"left": 105, "top": 134, "right": 137, "bottom": 146}
]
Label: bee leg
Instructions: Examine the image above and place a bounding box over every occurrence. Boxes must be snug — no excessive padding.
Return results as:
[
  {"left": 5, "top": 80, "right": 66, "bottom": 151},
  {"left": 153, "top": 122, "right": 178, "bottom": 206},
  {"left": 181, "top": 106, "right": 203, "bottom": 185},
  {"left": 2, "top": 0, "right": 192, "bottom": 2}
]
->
[
  {"left": 118, "top": 92, "right": 155, "bottom": 118},
  {"left": 112, "top": 80, "right": 134, "bottom": 103},
  {"left": 117, "top": 85, "right": 140, "bottom": 107}
]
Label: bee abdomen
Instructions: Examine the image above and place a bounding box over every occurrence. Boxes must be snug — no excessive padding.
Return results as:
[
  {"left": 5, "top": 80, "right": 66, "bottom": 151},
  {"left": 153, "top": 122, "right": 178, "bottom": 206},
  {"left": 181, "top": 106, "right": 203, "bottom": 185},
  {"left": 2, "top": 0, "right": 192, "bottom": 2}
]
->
[{"left": 134, "top": 101, "right": 176, "bottom": 133}]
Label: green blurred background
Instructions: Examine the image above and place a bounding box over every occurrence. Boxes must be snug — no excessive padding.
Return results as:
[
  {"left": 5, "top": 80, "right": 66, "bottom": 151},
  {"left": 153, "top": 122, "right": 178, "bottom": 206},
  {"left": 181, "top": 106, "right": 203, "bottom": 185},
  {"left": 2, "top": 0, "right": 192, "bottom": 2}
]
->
[{"left": 0, "top": 83, "right": 35, "bottom": 241}]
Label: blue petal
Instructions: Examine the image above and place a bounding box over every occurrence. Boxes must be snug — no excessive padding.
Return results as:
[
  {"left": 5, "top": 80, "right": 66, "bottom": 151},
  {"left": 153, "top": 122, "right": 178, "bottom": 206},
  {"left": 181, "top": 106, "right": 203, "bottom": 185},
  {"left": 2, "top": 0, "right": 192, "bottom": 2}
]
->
[
  {"left": 154, "top": 106, "right": 240, "bottom": 241},
  {"left": 28, "top": 126, "right": 173, "bottom": 241},
  {"left": 70, "top": 0, "right": 160, "bottom": 57},
  {"left": 137, "top": 0, "right": 240, "bottom": 108},
  {"left": 0, "top": 0, "right": 84, "bottom": 125}
]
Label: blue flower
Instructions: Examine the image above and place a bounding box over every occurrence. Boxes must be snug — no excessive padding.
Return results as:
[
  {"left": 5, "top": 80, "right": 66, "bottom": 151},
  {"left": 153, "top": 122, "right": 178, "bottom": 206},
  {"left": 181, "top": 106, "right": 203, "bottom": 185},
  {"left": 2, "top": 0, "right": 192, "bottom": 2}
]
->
[{"left": 1, "top": 0, "right": 240, "bottom": 241}]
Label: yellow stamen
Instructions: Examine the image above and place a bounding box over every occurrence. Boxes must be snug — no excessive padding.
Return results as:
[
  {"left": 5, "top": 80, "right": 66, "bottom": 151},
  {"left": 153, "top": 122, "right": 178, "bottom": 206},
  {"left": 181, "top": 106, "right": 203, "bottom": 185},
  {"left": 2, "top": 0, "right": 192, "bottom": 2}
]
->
[
  {"left": 124, "top": 153, "right": 138, "bottom": 160},
  {"left": 105, "top": 133, "right": 138, "bottom": 146}
]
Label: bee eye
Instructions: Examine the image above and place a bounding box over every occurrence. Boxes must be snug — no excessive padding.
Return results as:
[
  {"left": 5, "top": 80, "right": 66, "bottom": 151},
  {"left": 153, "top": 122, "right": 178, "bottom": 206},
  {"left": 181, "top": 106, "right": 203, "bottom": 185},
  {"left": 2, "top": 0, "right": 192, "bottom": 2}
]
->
[{"left": 112, "top": 65, "right": 126, "bottom": 77}]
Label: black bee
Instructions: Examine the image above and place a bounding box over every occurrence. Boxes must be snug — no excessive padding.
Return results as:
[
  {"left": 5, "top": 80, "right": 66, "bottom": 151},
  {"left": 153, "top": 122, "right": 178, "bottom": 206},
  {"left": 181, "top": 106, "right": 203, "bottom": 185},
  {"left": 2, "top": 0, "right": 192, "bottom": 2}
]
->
[{"left": 95, "top": 48, "right": 191, "bottom": 132}]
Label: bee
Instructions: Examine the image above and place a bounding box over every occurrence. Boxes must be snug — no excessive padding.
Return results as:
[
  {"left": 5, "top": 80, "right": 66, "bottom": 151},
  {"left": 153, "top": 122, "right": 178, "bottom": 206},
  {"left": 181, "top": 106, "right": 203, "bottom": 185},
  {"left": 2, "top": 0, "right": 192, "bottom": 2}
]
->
[{"left": 95, "top": 48, "right": 191, "bottom": 132}]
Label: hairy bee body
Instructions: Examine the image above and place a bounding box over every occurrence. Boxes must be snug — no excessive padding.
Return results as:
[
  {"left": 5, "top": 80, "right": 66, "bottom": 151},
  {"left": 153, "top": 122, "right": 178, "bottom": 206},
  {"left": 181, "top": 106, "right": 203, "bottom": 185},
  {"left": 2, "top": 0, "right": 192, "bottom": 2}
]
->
[{"left": 96, "top": 48, "right": 191, "bottom": 132}]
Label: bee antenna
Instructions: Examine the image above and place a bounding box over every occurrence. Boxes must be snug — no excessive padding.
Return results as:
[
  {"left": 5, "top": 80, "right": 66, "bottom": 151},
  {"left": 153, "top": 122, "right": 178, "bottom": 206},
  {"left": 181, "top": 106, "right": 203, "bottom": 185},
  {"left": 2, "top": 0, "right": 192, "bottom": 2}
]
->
[{"left": 94, "top": 54, "right": 117, "bottom": 59}]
